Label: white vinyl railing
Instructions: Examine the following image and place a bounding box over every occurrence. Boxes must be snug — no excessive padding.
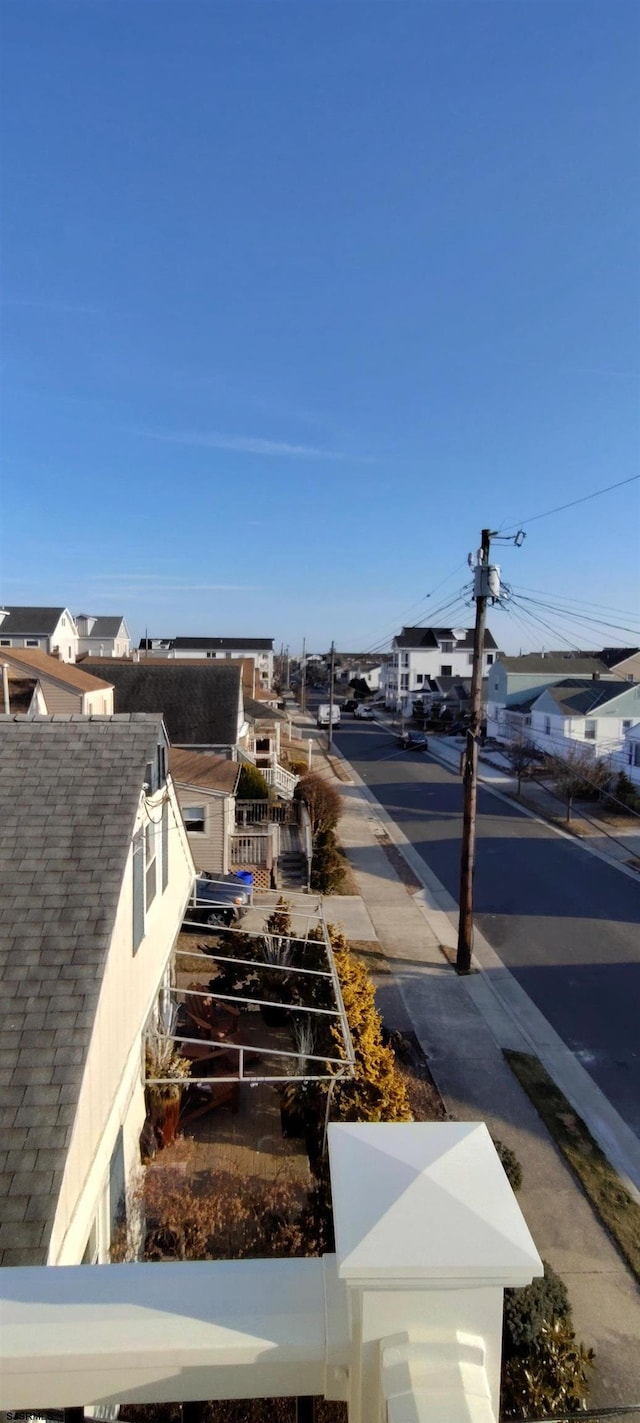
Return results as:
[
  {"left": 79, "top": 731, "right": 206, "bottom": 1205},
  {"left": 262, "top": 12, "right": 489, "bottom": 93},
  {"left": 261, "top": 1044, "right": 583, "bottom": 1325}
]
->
[{"left": 0, "top": 1123, "right": 542, "bottom": 1423}]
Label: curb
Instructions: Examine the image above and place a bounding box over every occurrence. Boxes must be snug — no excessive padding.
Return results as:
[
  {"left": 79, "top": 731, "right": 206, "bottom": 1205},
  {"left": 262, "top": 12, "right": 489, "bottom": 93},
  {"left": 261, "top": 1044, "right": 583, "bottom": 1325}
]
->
[{"left": 326, "top": 731, "right": 640, "bottom": 1199}]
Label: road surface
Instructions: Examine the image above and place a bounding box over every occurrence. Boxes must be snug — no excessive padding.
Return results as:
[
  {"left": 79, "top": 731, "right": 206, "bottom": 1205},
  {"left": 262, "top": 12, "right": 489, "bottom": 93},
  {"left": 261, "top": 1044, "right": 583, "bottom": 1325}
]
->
[{"left": 329, "top": 712, "right": 640, "bottom": 1139}]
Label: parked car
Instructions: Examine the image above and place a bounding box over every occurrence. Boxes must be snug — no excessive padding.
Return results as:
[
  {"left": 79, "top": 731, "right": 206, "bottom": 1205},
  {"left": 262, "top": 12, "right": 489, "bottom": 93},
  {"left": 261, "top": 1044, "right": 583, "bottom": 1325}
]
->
[
  {"left": 342, "top": 698, "right": 358, "bottom": 712},
  {"left": 183, "top": 873, "right": 251, "bottom": 928},
  {"left": 317, "top": 703, "right": 341, "bottom": 727},
  {"left": 354, "top": 703, "right": 374, "bottom": 720}
]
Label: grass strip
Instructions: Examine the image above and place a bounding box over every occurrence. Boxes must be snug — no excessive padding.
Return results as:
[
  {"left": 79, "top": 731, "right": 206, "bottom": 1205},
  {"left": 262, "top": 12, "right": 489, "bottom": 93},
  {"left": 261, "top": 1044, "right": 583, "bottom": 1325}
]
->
[{"left": 504, "top": 1050, "right": 640, "bottom": 1284}]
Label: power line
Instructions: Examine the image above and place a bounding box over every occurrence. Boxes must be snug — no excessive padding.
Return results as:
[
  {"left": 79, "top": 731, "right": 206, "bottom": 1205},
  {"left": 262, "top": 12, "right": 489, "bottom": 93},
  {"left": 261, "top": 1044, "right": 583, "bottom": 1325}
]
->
[
  {"left": 513, "top": 592, "right": 640, "bottom": 642},
  {"left": 360, "top": 584, "right": 473, "bottom": 657},
  {"left": 500, "top": 473, "right": 640, "bottom": 534},
  {"left": 514, "top": 584, "right": 640, "bottom": 621},
  {"left": 355, "top": 560, "right": 471, "bottom": 657}
]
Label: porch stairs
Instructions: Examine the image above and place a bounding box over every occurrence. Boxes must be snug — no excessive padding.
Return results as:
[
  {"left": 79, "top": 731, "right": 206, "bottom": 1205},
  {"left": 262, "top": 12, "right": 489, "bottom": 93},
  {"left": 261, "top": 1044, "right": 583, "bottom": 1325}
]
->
[{"left": 277, "top": 824, "right": 308, "bottom": 890}]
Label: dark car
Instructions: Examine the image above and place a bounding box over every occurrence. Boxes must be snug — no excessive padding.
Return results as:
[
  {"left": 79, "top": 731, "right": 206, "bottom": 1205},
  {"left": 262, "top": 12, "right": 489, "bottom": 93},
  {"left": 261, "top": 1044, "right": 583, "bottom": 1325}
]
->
[
  {"left": 342, "top": 698, "right": 358, "bottom": 712},
  {"left": 183, "top": 873, "right": 251, "bottom": 929},
  {"left": 398, "top": 731, "right": 429, "bottom": 752}
]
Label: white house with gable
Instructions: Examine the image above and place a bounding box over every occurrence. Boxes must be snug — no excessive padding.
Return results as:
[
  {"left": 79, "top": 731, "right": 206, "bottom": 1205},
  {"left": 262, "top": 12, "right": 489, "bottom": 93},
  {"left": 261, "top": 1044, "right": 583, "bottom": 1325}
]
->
[{"left": 385, "top": 625, "right": 500, "bottom": 714}]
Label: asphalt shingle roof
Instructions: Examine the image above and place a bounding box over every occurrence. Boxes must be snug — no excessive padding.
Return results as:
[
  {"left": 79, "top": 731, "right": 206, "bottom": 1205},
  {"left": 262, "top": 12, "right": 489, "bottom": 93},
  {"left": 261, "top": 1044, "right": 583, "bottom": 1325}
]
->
[
  {"left": 86, "top": 661, "right": 242, "bottom": 746},
  {"left": 2, "top": 647, "right": 113, "bottom": 692},
  {"left": 169, "top": 747, "right": 240, "bottom": 795},
  {"left": 81, "top": 616, "right": 125, "bottom": 638},
  {"left": 0, "top": 606, "right": 67, "bottom": 636},
  {"left": 541, "top": 679, "right": 635, "bottom": 715},
  {"left": 395, "top": 626, "right": 498, "bottom": 650},
  {"left": 0, "top": 713, "right": 164, "bottom": 1266},
  {"left": 139, "top": 636, "right": 273, "bottom": 652},
  {"left": 498, "top": 655, "right": 615, "bottom": 676}
]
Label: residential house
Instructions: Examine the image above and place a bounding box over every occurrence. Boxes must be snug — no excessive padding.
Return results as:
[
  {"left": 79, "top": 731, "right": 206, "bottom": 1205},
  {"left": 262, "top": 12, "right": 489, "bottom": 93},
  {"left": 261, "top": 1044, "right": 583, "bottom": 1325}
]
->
[
  {"left": 86, "top": 660, "right": 244, "bottom": 752},
  {"left": 0, "top": 606, "right": 78, "bottom": 662},
  {"left": 385, "top": 626, "right": 500, "bottom": 714},
  {"left": 486, "top": 653, "right": 622, "bottom": 742},
  {"left": 621, "top": 722, "right": 640, "bottom": 785},
  {"left": 0, "top": 647, "right": 114, "bottom": 715},
  {"left": 76, "top": 614, "right": 132, "bottom": 658},
  {"left": 527, "top": 677, "right": 640, "bottom": 760},
  {"left": 169, "top": 746, "right": 240, "bottom": 877},
  {"left": 0, "top": 714, "right": 195, "bottom": 1267},
  {"left": 139, "top": 636, "right": 274, "bottom": 687},
  {"left": 333, "top": 653, "right": 390, "bottom": 691}
]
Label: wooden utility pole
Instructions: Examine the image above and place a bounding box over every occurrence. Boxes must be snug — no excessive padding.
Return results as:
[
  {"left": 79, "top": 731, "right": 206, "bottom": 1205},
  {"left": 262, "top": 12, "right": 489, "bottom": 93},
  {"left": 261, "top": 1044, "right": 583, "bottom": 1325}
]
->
[
  {"left": 300, "top": 636, "right": 307, "bottom": 713},
  {"left": 456, "top": 528, "right": 491, "bottom": 974},
  {"left": 328, "top": 641, "right": 336, "bottom": 752}
]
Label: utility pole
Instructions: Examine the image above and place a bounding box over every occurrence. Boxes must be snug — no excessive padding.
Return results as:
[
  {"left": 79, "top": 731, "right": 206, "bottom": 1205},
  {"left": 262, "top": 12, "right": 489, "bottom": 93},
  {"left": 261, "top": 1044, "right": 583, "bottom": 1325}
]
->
[
  {"left": 300, "top": 637, "right": 306, "bottom": 714},
  {"left": 328, "top": 641, "right": 336, "bottom": 752},
  {"left": 285, "top": 645, "right": 290, "bottom": 693},
  {"left": 456, "top": 528, "right": 491, "bottom": 974}
]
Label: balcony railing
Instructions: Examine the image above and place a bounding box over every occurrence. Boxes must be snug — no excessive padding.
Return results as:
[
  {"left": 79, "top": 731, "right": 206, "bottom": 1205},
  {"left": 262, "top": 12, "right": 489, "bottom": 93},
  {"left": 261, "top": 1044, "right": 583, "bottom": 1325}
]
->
[
  {"left": 236, "top": 798, "right": 299, "bottom": 826},
  {"left": 0, "top": 1123, "right": 543, "bottom": 1423}
]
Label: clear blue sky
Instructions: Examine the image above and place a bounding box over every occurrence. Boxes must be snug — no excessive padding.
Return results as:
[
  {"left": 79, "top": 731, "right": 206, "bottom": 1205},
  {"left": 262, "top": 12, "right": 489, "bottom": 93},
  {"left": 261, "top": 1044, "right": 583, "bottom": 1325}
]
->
[{"left": 1, "top": 0, "right": 639, "bottom": 655}]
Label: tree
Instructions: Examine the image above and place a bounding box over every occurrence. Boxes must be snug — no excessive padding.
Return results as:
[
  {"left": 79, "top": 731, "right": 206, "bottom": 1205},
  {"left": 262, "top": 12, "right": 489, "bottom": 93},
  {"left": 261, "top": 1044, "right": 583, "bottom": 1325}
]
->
[
  {"left": 236, "top": 763, "right": 270, "bottom": 799},
  {"left": 295, "top": 772, "right": 342, "bottom": 837},
  {"left": 506, "top": 735, "right": 538, "bottom": 796},
  {"left": 546, "top": 746, "right": 611, "bottom": 822}
]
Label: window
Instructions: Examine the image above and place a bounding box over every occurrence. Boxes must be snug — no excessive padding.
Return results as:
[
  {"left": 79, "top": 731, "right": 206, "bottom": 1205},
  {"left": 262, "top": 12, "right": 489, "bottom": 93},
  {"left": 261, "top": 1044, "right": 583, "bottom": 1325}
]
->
[
  {"left": 441, "top": 641, "right": 454, "bottom": 653},
  {"left": 401, "top": 652, "right": 409, "bottom": 667},
  {"left": 416, "top": 673, "right": 423, "bottom": 684},
  {"left": 400, "top": 673, "right": 409, "bottom": 690},
  {"left": 468, "top": 653, "right": 474, "bottom": 665},
  {"left": 486, "top": 654, "right": 494, "bottom": 666},
  {"left": 0, "top": 638, "right": 10, "bottom": 646},
  {"left": 584, "top": 720, "right": 597, "bottom": 741},
  {"left": 132, "top": 828, "right": 144, "bottom": 952},
  {"left": 26, "top": 639, "right": 39, "bottom": 647},
  {"left": 183, "top": 804, "right": 206, "bottom": 834},
  {"left": 544, "top": 716, "right": 551, "bottom": 736},
  {"left": 109, "top": 1128, "right": 126, "bottom": 1237},
  {"left": 440, "top": 664, "right": 453, "bottom": 677},
  {"left": 622, "top": 720, "right": 632, "bottom": 731},
  {"left": 145, "top": 821, "right": 157, "bottom": 907},
  {"left": 632, "top": 743, "right": 640, "bottom": 769}
]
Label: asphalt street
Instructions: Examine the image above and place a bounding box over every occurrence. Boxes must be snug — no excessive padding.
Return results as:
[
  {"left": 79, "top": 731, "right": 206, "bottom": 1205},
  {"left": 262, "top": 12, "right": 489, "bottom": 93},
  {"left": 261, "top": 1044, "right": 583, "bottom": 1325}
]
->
[{"left": 330, "top": 712, "right": 640, "bottom": 1139}]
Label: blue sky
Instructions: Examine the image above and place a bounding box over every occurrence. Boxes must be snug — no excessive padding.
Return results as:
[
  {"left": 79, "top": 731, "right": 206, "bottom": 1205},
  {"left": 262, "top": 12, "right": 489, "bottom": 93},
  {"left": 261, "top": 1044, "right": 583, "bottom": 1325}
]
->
[{"left": 1, "top": 0, "right": 639, "bottom": 655}]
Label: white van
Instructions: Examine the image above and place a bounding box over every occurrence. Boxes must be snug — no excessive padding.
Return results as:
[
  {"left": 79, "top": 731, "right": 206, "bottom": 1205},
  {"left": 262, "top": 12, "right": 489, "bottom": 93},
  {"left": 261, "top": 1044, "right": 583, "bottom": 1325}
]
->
[{"left": 317, "top": 703, "right": 341, "bottom": 728}]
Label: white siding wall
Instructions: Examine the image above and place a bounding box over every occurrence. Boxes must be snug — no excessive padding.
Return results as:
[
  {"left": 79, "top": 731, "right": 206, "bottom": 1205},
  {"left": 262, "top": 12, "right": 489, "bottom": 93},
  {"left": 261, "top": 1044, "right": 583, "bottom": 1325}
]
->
[{"left": 48, "top": 783, "right": 195, "bottom": 1265}]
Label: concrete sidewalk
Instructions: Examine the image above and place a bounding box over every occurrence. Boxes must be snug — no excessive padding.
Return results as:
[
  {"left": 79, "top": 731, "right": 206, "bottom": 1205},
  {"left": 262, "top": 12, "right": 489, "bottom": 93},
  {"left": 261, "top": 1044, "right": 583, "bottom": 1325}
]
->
[{"left": 298, "top": 719, "right": 640, "bottom": 1407}]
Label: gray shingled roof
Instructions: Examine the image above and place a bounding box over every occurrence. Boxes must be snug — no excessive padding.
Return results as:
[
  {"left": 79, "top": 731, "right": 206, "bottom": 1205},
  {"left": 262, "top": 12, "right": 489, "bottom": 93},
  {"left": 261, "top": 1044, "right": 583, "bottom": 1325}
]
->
[
  {"left": 0, "top": 713, "right": 164, "bottom": 1266},
  {"left": 498, "top": 654, "right": 614, "bottom": 676},
  {"left": 395, "top": 626, "right": 498, "bottom": 651},
  {"left": 138, "top": 636, "right": 273, "bottom": 652},
  {"left": 81, "top": 616, "right": 125, "bottom": 638},
  {"left": 0, "top": 606, "right": 67, "bottom": 636},
  {"left": 541, "top": 679, "right": 633, "bottom": 715},
  {"left": 86, "top": 661, "right": 242, "bottom": 746}
]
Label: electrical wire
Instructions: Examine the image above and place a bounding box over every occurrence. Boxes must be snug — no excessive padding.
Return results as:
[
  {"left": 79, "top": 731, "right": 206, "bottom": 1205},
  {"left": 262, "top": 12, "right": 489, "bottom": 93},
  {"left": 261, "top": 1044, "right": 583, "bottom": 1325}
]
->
[
  {"left": 514, "top": 584, "right": 640, "bottom": 621},
  {"left": 499, "top": 472, "right": 640, "bottom": 534},
  {"left": 359, "top": 586, "right": 473, "bottom": 657},
  {"left": 513, "top": 593, "right": 640, "bottom": 642},
  {"left": 355, "top": 560, "right": 471, "bottom": 657}
]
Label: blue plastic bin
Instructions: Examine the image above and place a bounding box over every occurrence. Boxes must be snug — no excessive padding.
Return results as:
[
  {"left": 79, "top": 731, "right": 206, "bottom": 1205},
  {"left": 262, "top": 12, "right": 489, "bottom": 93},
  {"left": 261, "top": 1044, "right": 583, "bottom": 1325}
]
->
[{"left": 233, "top": 870, "right": 254, "bottom": 892}]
